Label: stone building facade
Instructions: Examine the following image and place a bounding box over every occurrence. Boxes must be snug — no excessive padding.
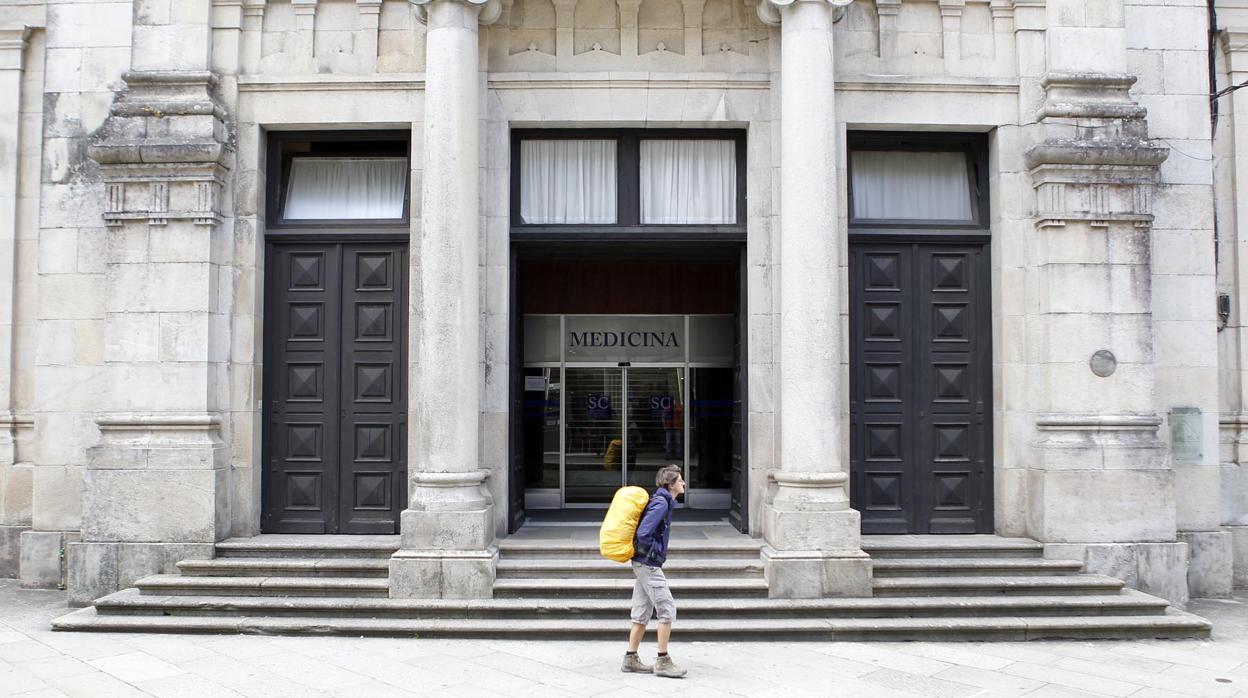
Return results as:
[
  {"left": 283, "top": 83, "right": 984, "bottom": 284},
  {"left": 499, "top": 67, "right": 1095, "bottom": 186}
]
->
[{"left": 0, "top": 0, "right": 1244, "bottom": 608}]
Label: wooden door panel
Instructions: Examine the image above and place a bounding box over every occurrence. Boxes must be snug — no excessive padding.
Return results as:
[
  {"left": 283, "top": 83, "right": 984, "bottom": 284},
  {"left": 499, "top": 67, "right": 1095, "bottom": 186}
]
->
[
  {"left": 265, "top": 244, "right": 341, "bottom": 533},
  {"left": 338, "top": 244, "right": 407, "bottom": 534}
]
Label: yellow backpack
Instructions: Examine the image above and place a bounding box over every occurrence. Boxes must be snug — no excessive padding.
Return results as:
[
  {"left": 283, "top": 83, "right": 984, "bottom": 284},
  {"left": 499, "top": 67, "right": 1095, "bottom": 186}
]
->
[{"left": 599, "top": 486, "right": 651, "bottom": 563}]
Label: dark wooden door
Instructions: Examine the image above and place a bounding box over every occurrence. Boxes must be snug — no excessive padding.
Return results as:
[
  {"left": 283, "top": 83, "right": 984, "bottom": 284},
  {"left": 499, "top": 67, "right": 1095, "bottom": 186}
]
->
[
  {"left": 507, "top": 255, "right": 526, "bottom": 533},
  {"left": 263, "top": 241, "right": 408, "bottom": 534},
  {"left": 849, "top": 241, "right": 992, "bottom": 534}
]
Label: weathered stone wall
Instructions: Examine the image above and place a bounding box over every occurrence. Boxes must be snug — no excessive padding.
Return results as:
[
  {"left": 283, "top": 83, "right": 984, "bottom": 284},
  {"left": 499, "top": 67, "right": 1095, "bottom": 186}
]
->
[
  {"left": 13, "top": 0, "right": 132, "bottom": 589},
  {"left": 0, "top": 0, "right": 1239, "bottom": 602},
  {"left": 1215, "top": 2, "right": 1248, "bottom": 590},
  {"left": 0, "top": 6, "right": 47, "bottom": 578}
]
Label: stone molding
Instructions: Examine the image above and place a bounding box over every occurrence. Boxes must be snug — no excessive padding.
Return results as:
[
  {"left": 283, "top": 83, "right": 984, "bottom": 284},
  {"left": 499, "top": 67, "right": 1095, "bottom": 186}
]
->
[
  {"left": 756, "top": 0, "right": 853, "bottom": 28},
  {"left": 1033, "top": 414, "right": 1169, "bottom": 471},
  {"left": 1036, "top": 414, "right": 1164, "bottom": 432},
  {"left": 1220, "top": 413, "right": 1248, "bottom": 464},
  {"left": 88, "top": 71, "right": 231, "bottom": 228}
]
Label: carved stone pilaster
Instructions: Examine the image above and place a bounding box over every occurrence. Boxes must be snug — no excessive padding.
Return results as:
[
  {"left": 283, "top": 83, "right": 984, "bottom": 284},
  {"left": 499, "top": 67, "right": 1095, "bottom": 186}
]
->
[{"left": 72, "top": 70, "right": 233, "bottom": 605}]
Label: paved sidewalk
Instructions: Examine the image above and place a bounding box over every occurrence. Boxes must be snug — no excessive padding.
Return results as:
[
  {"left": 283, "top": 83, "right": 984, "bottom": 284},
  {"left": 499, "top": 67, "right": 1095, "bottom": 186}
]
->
[{"left": 1, "top": 580, "right": 1246, "bottom": 697}]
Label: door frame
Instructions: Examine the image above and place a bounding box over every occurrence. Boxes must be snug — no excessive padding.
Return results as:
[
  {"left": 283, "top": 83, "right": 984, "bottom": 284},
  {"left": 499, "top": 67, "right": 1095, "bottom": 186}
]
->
[
  {"left": 260, "top": 232, "right": 411, "bottom": 534},
  {"left": 847, "top": 234, "right": 994, "bottom": 534}
]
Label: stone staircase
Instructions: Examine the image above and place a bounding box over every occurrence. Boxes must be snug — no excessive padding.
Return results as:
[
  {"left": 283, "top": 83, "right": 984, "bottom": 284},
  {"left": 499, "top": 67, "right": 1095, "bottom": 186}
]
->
[{"left": 52, "top": 531, "right": 1211, "bottom": 640}]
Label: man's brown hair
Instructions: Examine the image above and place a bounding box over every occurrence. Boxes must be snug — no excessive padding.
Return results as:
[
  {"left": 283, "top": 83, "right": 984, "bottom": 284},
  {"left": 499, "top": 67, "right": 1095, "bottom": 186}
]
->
[{"left": 656, "top": 465, "right": 682, "bottom": 489}]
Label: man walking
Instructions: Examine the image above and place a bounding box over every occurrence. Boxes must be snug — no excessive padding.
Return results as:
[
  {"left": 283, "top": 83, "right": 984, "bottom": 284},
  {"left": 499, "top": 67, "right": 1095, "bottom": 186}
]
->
[{"left": 622, "top": 465, "right": 688, "bottom": 678}]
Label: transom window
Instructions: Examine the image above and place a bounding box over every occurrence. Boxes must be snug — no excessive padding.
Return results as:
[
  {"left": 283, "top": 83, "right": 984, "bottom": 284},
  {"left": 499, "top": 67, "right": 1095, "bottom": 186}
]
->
[
  {"left": 511, "top": 130, "right": 746, "bottom": 233},
  {"left": 267, "top": 131, "right": 411, "bottom": 228},
  {"left": 848, "top": 133, "right": 987, "bottom": 229}
]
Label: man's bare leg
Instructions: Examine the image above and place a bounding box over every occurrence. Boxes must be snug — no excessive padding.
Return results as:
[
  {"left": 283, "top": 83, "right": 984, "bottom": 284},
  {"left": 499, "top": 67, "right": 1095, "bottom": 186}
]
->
[
  {"left": 628, "top": 622, "right": 646, "bottom": 652},
  {"left": 657, "top": 622, "right": 672, "bottom": 654}
]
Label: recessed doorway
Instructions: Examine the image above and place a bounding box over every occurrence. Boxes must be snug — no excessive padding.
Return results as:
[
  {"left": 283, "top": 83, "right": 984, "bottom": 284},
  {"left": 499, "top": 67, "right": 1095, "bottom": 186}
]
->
[{"left": 508, "top": 254, "right": 746, "bottom": 530}]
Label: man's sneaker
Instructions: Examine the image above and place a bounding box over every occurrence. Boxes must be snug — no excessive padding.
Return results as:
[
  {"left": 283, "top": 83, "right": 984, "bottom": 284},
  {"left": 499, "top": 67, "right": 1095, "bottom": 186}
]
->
[
  {"left": 621, "top": 653, "right": 653, "bottom": 674},
  {"left": 653, "top": 655, "right": 687, "bottom": 678}
]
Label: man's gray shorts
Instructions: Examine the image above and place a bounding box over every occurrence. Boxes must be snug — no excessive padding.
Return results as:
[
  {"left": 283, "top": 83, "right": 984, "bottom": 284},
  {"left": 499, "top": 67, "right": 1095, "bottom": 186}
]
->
[{"left": 630, "top": 561, "right": 676, "bottom": 625}]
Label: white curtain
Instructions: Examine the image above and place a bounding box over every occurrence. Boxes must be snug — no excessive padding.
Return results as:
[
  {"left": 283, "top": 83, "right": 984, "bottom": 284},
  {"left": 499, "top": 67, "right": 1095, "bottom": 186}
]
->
[
  {"left": 283, "top": 157, "right": 408, "bottom": 220},
  {"left": 640, "top": 140, "right": 736, "bottom": 224},
  {"left": 520, "top": 140, "right": 617, "bottom": 224},
  {"left": 851, "top": 150, "right": 973, "bottom": 221}
]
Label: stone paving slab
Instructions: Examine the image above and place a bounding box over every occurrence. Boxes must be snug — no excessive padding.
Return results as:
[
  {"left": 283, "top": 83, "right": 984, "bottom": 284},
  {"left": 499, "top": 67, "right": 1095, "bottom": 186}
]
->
[{"left": 2, "top": 580, "right": 1247, "bottom": 697}]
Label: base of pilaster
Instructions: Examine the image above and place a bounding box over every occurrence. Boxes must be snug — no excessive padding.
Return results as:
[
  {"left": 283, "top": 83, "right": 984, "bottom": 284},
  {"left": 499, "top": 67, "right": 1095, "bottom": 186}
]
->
[
  {"left": 1229, "top": 525, "right": 1248, "bottom": 589},
  {"left": 761, "top": 547, "right": 873, "bottom": 598},
  {"left": 19, "top": 530, "right": 77, "bottom": 589},
  {"left": 0, "top": 524, "right": 30, "bottom": 578},
  {"left": 66, "top": 541, "right": 214, "bottom": 606},
  {"left": 760, "top": 503, "right": 871, "bottom": 598},
  {"left": 389, "top": 548, "right": 498, "bottom": 599},
  {"left": 1177, "top": 530, "right": 1233, "bottom": 599},
  {"left": 1044, "top": 541, "right": 1189, "bottom": 607}
]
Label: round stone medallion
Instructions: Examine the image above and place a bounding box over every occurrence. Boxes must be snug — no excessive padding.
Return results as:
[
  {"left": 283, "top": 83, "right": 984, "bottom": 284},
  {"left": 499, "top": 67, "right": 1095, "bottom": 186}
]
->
[{"left": 1090, "top": 350, "right": 1117, "bottom": 377}]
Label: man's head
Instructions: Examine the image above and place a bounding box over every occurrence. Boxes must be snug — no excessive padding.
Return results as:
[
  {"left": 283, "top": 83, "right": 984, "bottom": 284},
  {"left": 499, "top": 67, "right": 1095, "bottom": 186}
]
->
[{"left": 656, "top": 465, "right": 685, "bottom": 497}]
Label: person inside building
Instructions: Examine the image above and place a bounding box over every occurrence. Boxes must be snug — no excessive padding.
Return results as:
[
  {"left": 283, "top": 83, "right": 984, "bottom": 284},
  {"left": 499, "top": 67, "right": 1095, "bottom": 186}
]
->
[{"left": 622, "top": 465, "right": 688, "bottom": 679}]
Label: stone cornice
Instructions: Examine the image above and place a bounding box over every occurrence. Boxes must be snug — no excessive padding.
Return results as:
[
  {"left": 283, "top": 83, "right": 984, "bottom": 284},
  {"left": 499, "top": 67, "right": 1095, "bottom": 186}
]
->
[
  {"left": 756, "top": 0, "right": 853, "bottom": 27},
  {"left": 408, "top": 0, "right": 503, "bottom": 26}
]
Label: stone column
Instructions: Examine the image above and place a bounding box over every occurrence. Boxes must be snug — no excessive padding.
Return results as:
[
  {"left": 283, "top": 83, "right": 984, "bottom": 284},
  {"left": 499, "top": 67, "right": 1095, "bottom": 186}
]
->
[
  {"left": 0, "top": 26, "right": 34, "bottom": 577},
  {"left": 756, "top": 0, "right": 871, "bottom": 599},
  {"left": 67, "top": 0, "right": 232, "bottom": 605},
  {"left": 390, "top": 0, "right": 500, "bottom": 599}
]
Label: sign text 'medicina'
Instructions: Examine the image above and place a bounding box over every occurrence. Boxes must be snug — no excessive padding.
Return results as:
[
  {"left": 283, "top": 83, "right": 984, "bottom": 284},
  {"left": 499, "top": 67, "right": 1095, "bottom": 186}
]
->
[
  {"left": 568, "top": 330, "right": 679, "bottom": 349},
  {"left": 564, "top": 316, "right": 686, "bottom": 363}
]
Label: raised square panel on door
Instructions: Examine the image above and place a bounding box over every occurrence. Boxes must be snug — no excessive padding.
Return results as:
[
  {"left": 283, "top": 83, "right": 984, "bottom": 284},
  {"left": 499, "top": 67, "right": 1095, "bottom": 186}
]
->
[
  {"left": 264, "top": 244, "right": 342, "bottom": 534},
  {"left": 339, "top": 244, "right": 408, "bottom": 534}
]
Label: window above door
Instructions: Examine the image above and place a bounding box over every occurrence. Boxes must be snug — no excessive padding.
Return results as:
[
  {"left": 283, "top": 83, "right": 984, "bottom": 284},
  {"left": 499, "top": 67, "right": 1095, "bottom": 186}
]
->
[
  {"left": 848, "top": 132, "right": 989, "bottom": 232},
  {"left": 267, "top": 130, "right": 411, "bottom": 230},
  {"left": 510, "top": 129, "right": 747, "bottom": 239}
]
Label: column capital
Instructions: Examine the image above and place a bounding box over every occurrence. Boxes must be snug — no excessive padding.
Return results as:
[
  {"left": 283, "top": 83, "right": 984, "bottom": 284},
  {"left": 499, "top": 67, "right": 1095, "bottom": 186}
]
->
[
  {"left": 409, "top": 0, "right": 503, "bottom": 26},
  {"left": 756, "top": 0, "right": 853, "bottom": 28},
  {"left": 0, "top": 26, "right": 32, "bottom": 72}
]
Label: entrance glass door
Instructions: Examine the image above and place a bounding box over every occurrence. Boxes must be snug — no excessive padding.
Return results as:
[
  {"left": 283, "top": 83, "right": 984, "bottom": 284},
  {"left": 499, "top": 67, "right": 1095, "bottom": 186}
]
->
[
  {"left": 563, "top": 366, "right": 684, "bottom": 505},
  {"left": 564, "top": 368, "right": 624, "bottom": 504},
  {"left": 625, "top": 368, "right": 684, "bottom": 490}
]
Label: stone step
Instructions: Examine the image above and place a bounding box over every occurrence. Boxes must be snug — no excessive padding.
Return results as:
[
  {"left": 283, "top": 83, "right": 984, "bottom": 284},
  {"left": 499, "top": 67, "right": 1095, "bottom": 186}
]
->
[
  {"left": 497, "top": 539, "right": 763, "bottom": 560},
  {"left": 873, "top": 574, "right": 1125, "bottom": 597},
  {"left": 213, "top": 536, "right": 398, "bottom": 560},
  {"left": 861, "top": 535, "right": 1045, "bottom": 559},
  {"left": 135, "top": 575, "right": 390, "bottom": 598},
  {"left": 494, "top": 558, "right": 764, "bottom": 579},
  {"left": 52, "top": 607, "right": 1211, "bottom": 641},
  {"left": 89, "top": 588, "right": 1172, "bottom": 620},
  {"left": 177, "top": 558, "right": 390, "bottom": 578},
  {"left": 871, "top": 558, "right": 1085, "bottom": 578},
  {"left": 492, "top": 577, "right": 771, "bottom": 598}
]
